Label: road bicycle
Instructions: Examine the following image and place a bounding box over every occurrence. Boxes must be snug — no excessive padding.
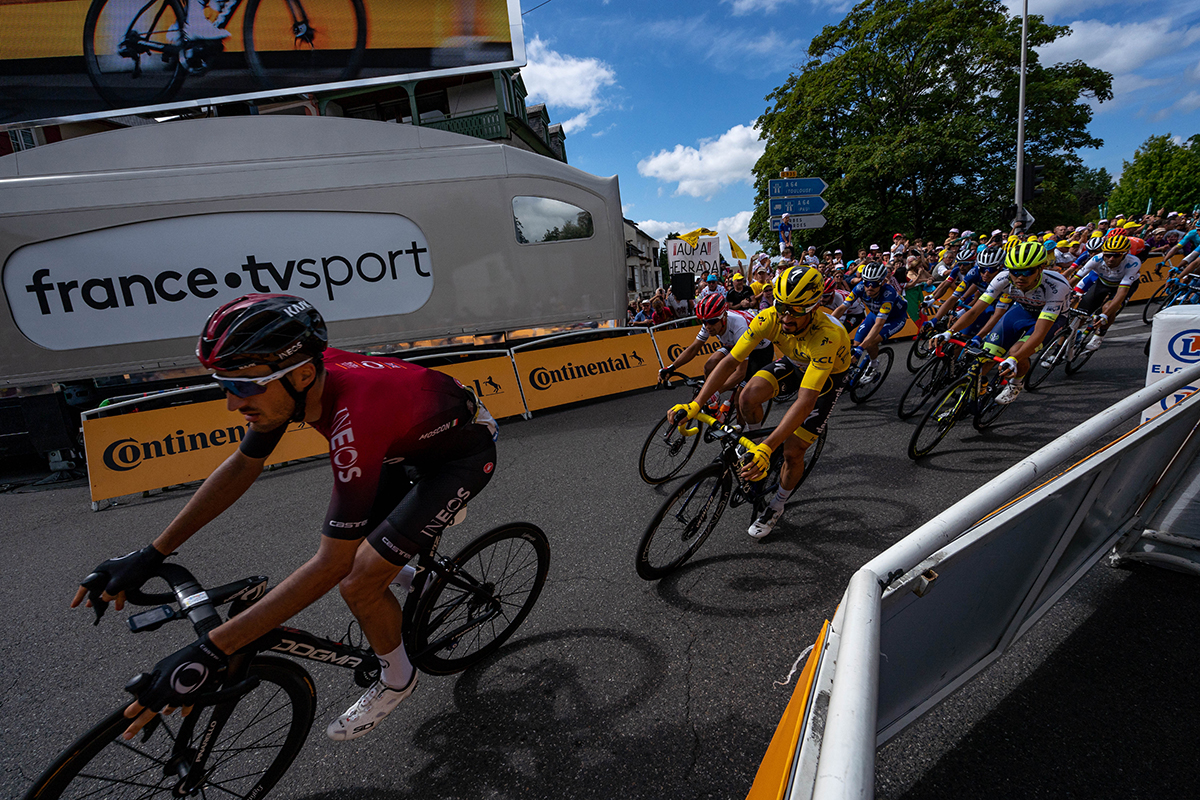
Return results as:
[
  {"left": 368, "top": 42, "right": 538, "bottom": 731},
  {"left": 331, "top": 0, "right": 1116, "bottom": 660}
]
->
[
  {"left": 846, "top": 344, "right": 894, "bottom": 403},
  {"left": 637, "top": 368, "right": 785, "bottom": 485},
  {"left": 906, "top": 311, "right": 945, "bottom": 372},
  {"left": 907, "top": 341, "right": 1012, "bottom": 460},
  {"left": 1023, "top": 307, "right": 1100, "bottom": 389},
  {"left": 24, "top": 522, "right": 549, "bottom": 799},
  {"left": 83, "top": 0, "right": 367, "bottom": 108},
  {"left": 896, "top": 336, "right": 974, "bottom": 420},
  {"left": 636, "top": 410, "right": 825, "bottom": 580},
  {"left": 1142, "top": 273, "right": 1200, "bottom": 325}
]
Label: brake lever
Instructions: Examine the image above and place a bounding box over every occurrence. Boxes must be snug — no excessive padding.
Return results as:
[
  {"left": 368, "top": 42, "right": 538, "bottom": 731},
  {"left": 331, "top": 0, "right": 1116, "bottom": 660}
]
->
[{"left": 81, "top": 571, "right": 110, "bottom": 626}]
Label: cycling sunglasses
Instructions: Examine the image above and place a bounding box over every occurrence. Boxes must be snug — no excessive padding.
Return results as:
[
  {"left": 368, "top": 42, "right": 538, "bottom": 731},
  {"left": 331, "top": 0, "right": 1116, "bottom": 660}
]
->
[
  {"left": 773, "top": 300, "right": 808, "bottom": 316},
  {"left": 1008, "top": 266, "right": 1041, "bottom": 278},
  {"left": 1101, "top": 252, "right": 1126, "bottom": 259},
  {"left": 861, "top": 280, "right": 884, "bottom": 288},
  {"left": 213, "top": 359, "right": 312, "bottom": 398}
]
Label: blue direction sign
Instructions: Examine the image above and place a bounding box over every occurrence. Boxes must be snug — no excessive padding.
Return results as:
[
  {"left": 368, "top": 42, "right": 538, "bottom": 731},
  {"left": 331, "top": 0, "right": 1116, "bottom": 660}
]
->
[
  {"left": 769, "top": 196, "right": 829, "bottom": 216},
  {"left": 770, "top": 215, "right": 826, "bottom": 231},
  {"left": 768, "top": 177, "right": 828, "bottom": 198}
]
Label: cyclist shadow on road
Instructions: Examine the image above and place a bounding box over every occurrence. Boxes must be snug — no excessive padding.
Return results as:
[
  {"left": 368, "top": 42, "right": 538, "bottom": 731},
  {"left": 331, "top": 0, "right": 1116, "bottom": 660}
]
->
[{"left": 293, "top": 626, "right": 770, "bottom": 799}]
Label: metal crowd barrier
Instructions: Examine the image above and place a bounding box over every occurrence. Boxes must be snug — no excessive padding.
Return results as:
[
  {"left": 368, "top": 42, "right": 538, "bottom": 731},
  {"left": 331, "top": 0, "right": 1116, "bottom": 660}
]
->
[{"left": 760, "top": 361, "right": 1200, "bottom": 800}]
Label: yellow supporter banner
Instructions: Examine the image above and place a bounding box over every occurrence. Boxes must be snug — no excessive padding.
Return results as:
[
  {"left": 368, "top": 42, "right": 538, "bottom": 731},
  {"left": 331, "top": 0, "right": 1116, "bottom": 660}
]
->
[
  {"left": 651, "top": 325, "right": 715, "bottom": 378},
  {"left": 83, "top": 399, "right": 327, "bottom": 503},
  {"left": 514, "top": 333, "right": 659, "bottom": 412},
  {"left": 745, "top": 620, "right": 830, "bottom": 800},
  {"left": 428, "top": 356, "right": 526, "bottom": 420},
  {"left": 0, "top": 0, "right": 511, "bottom": 60}
]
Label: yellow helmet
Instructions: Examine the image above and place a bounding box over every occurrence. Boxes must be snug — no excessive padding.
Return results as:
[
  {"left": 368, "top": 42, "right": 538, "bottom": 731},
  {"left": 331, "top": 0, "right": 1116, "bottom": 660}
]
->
[
  {"left": 1102, "top": 234, "right": 1130, "bottom": 254},
  {"left": 772, "top": 265, "right": 824, "bottom": 312},
  {"left": 1005, "top": 240, "right": 1047, "bottom": 271}
]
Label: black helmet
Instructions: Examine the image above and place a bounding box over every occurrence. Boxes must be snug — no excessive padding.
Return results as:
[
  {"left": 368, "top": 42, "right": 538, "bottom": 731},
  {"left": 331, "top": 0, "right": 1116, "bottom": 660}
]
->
[{"left": 197, "top": 294, "right": 327, "bottom": 371}]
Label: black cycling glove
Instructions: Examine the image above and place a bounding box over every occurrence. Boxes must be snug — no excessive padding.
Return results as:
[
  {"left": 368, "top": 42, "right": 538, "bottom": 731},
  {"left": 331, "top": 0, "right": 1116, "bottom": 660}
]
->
[
  {"left": 129, "top": 634, "right": 227, "bottom": 712},
  {"left": 92, "top": 545, "right": 166, "bottom": 598}
]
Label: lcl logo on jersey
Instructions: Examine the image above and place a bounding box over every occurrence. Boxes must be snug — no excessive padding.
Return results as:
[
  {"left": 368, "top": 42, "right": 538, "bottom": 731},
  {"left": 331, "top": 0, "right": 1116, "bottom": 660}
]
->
[{"left": 1167, "top": 330, "right": 1200, "bottom": 364}]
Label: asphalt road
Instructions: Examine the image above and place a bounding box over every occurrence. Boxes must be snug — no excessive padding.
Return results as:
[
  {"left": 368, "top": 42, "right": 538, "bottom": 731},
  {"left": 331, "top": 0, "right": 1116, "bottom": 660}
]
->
[{"left": 2, "top": 318, "right": 1195, "bottom": 799}]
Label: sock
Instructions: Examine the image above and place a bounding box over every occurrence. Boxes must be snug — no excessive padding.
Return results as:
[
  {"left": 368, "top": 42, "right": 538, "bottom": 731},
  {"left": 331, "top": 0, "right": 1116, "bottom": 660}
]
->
[
  {"left": 746, "top": 418, "right": 763, "bottom": 432},
  {"left": 769, "top": 485, "right": 794, "bottom": 512},
  {"left": 379, "top": 642, "right": 414, "bottom": 689}
]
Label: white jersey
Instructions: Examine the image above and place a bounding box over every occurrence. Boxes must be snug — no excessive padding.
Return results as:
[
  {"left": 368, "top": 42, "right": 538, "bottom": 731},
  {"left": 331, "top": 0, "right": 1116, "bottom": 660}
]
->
[
  {"left": 697, "top": 310, "right": 771, "bottom": 352},
  {"left": 981, "top": 270, "right": 1072, "bottom": 320},
  {"left": 1076, "top": 253, "right": 1142, "bottom": 287}
]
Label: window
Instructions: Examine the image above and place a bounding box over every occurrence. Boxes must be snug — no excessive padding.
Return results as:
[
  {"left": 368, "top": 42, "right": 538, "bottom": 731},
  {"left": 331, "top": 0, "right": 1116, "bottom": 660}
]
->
[
  {"left": 8, "top": 129, "right": 36, "bottom": 151},
  {"left": 512, "top": 197, "right": 594, "bottom": 244}
]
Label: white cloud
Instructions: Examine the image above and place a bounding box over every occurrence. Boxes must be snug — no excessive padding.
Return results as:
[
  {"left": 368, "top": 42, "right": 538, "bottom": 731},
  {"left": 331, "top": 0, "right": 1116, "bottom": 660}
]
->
[
  {"left": 636, "top": 219, "right": 693, "bottom": 242},
  {"left": 1155, "top": 92, "right": 1200, "bottom": 121},
  {"left": 521, "top": 36, "right": 617, "bottom": 134},
  {"left": 1001, "top": 0, "right": 1134, "bottom": 21},
  {"left": 717, "top": 211, "right": 753, "bottom": 248},
  {"left": 641, "top": 17, "right": 805, "bottom": 75},
  {"left": 723, "top": 0, "right": 794, "bottom": 15},
  {"left": 637, "top": 123, "right": 765, "bottom": 199}
]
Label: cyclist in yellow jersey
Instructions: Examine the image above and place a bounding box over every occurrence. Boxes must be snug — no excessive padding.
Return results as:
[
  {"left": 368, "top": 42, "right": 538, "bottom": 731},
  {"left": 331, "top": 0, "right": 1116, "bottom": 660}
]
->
[{"left": 670, "top": 266, "right": 850, "bottom": 539}]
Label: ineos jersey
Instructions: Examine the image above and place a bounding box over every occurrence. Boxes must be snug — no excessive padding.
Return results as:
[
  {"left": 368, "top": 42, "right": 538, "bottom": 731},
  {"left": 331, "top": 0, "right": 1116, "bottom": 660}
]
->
[
  {"left": 980, "top": 270, "right": 1072, "bottom": 320},
  {"left": 1076, "top": 253, "right": 1142, "bottom": 287},
  {"left": 240, "top": 348, "right": 496, "bottom": 538},
  {"left": 696, "top": 310, "right": 771, "bottom": 351}
]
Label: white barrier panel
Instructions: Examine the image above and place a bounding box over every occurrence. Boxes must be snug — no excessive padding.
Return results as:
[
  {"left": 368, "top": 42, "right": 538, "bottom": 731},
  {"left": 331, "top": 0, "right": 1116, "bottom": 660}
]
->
[
  {"left": 774, "top": 362, "right": 1200, "bottom": 800},
  {"left": 1144, "top": 306, "right": 1200, "bottom": 422}
]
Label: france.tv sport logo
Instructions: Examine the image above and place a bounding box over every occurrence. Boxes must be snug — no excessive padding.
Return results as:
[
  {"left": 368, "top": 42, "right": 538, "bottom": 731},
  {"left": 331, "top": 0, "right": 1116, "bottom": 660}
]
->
[{"left": 1167, "top": 330, "right": 1200, "bottom": 364}]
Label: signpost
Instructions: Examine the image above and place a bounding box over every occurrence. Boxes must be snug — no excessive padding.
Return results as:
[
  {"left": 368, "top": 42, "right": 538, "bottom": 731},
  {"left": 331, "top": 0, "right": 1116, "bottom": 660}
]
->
[{"left": 768, "top": 174, "right": 830, "bottom": 231}]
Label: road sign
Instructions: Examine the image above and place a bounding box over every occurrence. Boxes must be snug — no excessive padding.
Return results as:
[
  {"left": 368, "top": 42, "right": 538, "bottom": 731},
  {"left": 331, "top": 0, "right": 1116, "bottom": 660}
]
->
[
  {"left": 780, "top": 170, "right": 798, "bottom": 178},
  {"left": 769, "top": 196, "right": 829, "bottom": 216},
  {"left": 768, "top": 178, "right": 828, "bottom": 198},
  {"left": 770, "top": 215, "right": 826, "bottom": 231}
]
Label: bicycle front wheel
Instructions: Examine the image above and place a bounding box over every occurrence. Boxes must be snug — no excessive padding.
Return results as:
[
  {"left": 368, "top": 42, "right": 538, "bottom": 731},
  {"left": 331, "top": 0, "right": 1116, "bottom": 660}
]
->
[
  {"left": 244, "top": 0, "right": 367, "bottom": 91},
  {"left": 1141, "top": 284, "right": 1172, "bottom": 325},
  {"left": 406, "top": 523, "right": 550, "bottom": 676},
  {"left": 898, "top": 357, "right": 947, "bottom": 420},
  {"left": 24, "top": 657, "right": 314, "bottom": 800},
  {"left": 636, "top": 463, "right": 731, "bottom": 580},
  {"left": 638, "top": 415, "right": 702, "bottom": 485},
  {"left": 1064, "top": 330, "right": 1096, "bottom": 375},
  {"left": 83, "top": 0, "right": 186, "bottom": 108},
  {"left": 908, "top": 375, "right": 970, "bottom": 459},
  {"left": 850, "top": 347, "right": 893, "bottom": 403},
  {"left": 906, "top": 328, "right": 934, "bottom": 372}
]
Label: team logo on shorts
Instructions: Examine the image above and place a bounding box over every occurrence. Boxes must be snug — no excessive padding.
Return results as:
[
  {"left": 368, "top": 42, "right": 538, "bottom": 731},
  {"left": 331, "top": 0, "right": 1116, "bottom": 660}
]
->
[{"left": 484, "top": 462, "right": 494, "bottom": 474}]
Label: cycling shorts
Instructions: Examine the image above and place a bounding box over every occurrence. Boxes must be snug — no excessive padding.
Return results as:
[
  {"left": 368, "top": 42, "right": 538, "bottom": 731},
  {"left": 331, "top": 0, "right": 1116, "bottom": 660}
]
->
[
  {"left": 736, "top": 342, "right": 776, "bottom": 378},
  {"left": 752, "top": 358, "right": 848, "bottom": 445},
  {"left": 854, "top": 312, "right": 908, "bottom": 344},
  {"left": 1077, "top": 279, "right": 1126, "bottom": 316},
  {"left": 341, "top": 428, "right": 497, "bottom": 566},
  {"left": 983, "top": 304, "right": 1066, "bottom": 357}
]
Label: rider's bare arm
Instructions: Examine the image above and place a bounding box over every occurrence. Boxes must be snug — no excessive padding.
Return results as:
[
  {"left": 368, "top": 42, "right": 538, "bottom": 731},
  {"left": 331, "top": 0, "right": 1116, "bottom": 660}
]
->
[{"left": 948, "top": 295, "right": 990, "bottom": 333}]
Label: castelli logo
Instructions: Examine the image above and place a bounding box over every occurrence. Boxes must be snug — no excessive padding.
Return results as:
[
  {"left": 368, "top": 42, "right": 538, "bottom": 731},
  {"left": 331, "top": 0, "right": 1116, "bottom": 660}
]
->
[{"left": 484, "top": 462, "right": 494, "bottom": 474}]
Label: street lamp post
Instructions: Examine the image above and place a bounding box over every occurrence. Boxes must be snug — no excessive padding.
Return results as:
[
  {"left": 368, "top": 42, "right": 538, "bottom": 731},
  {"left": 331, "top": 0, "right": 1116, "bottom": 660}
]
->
[{"left": 1014, "top": 0, "right": 1029, "bottom": 222}]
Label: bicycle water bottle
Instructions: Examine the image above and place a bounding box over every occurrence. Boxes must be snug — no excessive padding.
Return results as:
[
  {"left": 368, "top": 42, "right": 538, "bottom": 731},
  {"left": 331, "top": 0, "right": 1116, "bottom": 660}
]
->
[{"left": 717, "top": 399, "right": 731, "bottom": 422}]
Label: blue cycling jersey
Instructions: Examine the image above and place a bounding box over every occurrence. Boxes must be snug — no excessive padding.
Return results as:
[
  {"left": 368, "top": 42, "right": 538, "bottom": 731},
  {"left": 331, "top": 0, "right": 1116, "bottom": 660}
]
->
[
  {"left": 849, "top": 282, "right": 907, "bottom": 319},
  {"left": 1179, "top": 229, "right": 1200, "bottom": 253}
]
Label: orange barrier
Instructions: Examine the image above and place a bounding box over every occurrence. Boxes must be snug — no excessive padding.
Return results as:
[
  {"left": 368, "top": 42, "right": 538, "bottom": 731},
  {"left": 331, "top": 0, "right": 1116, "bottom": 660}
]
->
[
  {"left": 650, "top": 325, "right": 718, "bottom": 378},
  {"left": 421, "top": 355, "right": 526, "bottom": 420},
  {"left": 82, "top": 400, "right": 326, "bottom": 503},
  {"left": 513, "top": 333, "right": 659, "bottom": 411},
  {"left": 1133, "top": 255, "right": 1171, "bottom": 301}
]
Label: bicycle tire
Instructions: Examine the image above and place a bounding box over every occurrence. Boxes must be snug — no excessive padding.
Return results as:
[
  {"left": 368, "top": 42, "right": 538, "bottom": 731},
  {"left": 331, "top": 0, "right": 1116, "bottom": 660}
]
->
[
  {"left": 1141, "top": 284, "right": 1172, "bottom": 325},
  {"left": 1023, "top": 327, "right": 1069, "bottom": 390},
  {"left": 908, "top": 375, "right": 970, "bottom": 459},
  {"left": 898, "top": 357, "right": 947, "bottom": 420},
  {"left": 406, "top": 523, "right": 550, "bottom": 676},
  {"left": 638, "top": 414, "right": 702, "bottom": 485},
  {"left": 24, "top": 657, "right": 313, "bottom": 800},
  {"left": 850, "top": 347, "right": 894, "bottom": 403},
  {"left": 83, "top": 0, "right": 186, "bottom": 108},
  {"left": 906, "top": 329, "right": 934, "bottom": 372},
  {"left": 972, "top": 373, "right": 1009, "bottom": 430},
  {"left": 1064, "top": 329, "right": 1096, "bottom": 375},
  {"left": 243, "top": 0, "right": 367, "bottom": 91},
  {"left": 636, "top": 463, "right": 731, "bottom": 580}
]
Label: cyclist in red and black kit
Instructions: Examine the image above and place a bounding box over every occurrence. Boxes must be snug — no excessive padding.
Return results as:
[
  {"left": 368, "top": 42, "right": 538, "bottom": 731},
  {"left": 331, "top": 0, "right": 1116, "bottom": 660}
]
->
[{"left": 71, "top": 294, "right": 498, "bottom": 742}]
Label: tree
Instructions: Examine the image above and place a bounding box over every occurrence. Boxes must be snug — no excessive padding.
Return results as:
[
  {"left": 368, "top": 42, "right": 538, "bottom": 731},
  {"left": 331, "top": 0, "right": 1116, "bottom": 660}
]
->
[
  {"left": 1106, "top": 135, "right": 1200, "bottom": 217},
  {"left": 749, "top": 0, "right": 1112, "bottom": 251}
]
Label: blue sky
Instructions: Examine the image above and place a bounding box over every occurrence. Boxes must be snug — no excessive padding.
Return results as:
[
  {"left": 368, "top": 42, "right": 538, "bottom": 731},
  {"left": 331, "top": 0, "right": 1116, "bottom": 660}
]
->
[{"left": 516, "top": 0, "right": 1200, "bottom": 258}]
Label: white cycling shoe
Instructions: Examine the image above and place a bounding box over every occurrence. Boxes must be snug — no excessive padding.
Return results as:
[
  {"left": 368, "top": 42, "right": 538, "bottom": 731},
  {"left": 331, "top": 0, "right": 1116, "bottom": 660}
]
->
[
  {"left": 326, "top": 672, "right": 418, "bottom": 741},
  {"left": 995, "top": 382, "right": 1022, "bottom": 405},
  {"left": 185, "top": 12, "right": 231, "bottom": 40},
  {"left": 748, "top": 506, "right": 781, "bottom": 539},
  {"left": 1084, "top": 333, "right": 1104, "bottom": 352}
]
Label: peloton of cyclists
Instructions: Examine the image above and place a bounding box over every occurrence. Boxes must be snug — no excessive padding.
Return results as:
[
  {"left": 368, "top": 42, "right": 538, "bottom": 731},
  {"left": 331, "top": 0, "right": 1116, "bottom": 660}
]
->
[
  {"left": 925, "top": 246, "right": 1009, "bottom": 341},
  {"left": 1071, "top": 233, "right": 1141, "bottom": 352},
  {"left": 670, "top": 266, "right": 851, "bottom": 540},
  {"left": 830, "top": 261, "right": 908, "bottom": 381},
  {"left": 72, "top": 294, "right": 499, "bottom": 743}
]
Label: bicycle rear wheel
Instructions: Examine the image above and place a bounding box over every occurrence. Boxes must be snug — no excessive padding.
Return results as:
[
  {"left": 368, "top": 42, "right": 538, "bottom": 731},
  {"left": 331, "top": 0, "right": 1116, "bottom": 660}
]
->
[
  {"left": 638, "top": 414, "right": 702, "bottom": 484},
  {"left": 406, "top": 523, "right": 550, "bottom": 676},
  {"left": 908, "top": 376, "right": 970, "bottom": 459},
  {"left": 83, "top": 0, "right": 186, "bottom": 108},
  {"left": 24, "top": 657, "right": 313, "bottom": 800},
  {"left": 906, "top": 328, "right": 934, "bottom": 372},
  {"left": 898, "top": 357, "right": 947, "bottom": 420},
  {"left": 1064, "top": 329, "right": 1096, "bottom": 375},
  {"left": 748, "top": 426, "right": 826, "bottom": 521},
  {"left": 243, "top": 0, "right": 366, "bottom": 91},
  {"left": 636, "top": 463, "right": 731, "bottom": 580},
  {"left": 973, "top": 373, "right": 1009, "bottom": 430},
  {"left": 850, "top": 347, "right": 893, "bottom": 403}
]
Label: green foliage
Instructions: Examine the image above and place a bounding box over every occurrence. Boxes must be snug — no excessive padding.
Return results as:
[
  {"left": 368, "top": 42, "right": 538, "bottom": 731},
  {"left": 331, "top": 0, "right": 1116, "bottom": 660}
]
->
[
  {"left": 1107, "top": 135, "right": 1200, "bottom": 216},
  {"left": 750, "top": 0, "right": 1112, "bottom": 251}
]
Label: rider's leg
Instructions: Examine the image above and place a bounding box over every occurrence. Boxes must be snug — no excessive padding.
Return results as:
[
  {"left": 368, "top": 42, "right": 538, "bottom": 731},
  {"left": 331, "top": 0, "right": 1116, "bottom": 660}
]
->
[
  {"left": 777, "top": 434, "right": 809, "bottom": 495},
  {"left": 718, "top": 355, "right": 750, "bottom": 394},
  {"left": 738, "top": 374, "right": 778, "bottom": 430},
  {"left": 339, "top": 545, "right": 410, "bottom": 683}
]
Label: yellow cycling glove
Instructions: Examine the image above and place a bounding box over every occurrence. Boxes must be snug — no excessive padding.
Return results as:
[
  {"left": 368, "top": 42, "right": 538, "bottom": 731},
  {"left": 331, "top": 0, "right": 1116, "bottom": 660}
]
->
[
  {"left": 669, "top": 401, "right": 701, "bottom": 423},
  {"left": 745, "top": 442, "right": 773, "bottom": 479}
]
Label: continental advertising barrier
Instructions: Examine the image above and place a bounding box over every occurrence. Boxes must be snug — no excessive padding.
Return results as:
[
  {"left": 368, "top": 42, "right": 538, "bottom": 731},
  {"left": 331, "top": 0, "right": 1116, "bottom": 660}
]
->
[
  {"left": 83, "top": 399, "right": 327, "bottom": 503},
  {"left": 650, "top": 325, "right": 714, "bottom": 378},
  {"left": 514, "top": 333, "right": 659, "bottom": 411},
  {"left": 418, "top": 355, "right": 526, "bottom": 420},
  {"left": 0, "top": 0, "right": 524, "bottom": 128},
  {"left": 1134, "top": 255, "right": 1171, "bottom": 302}
]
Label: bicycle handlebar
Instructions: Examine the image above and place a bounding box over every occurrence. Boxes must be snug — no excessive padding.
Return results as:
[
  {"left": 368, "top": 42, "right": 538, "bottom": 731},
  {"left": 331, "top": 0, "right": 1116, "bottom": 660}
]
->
[
  {"left": 655, "top": 368, "right": 700, "bottom": 389},
  {"left": 674, "top": 410, "right": 759, "bottom": 451}
]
